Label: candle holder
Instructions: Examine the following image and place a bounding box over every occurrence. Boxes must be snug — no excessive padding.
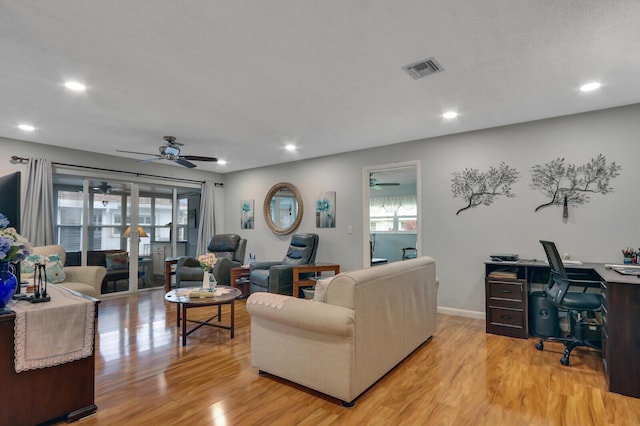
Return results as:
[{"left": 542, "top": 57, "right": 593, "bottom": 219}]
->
[{"left": 28, "top": 263, "right": 51, "bottom": 303}]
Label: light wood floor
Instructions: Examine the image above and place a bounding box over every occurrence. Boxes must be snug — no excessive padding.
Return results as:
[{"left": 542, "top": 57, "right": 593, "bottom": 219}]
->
[{"left": 67, "top": 289, "right": 640, "bottom": 426}]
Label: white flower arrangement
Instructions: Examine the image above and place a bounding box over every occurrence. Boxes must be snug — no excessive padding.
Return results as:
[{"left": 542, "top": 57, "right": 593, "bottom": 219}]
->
[{"left": 197, "top": 253, "right": 217, "bottom": 271}]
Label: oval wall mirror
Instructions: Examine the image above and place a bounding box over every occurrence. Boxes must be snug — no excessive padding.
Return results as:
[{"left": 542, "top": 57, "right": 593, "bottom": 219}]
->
[{"left": 263, "top": 182, "right": 303, "bottom": 235}]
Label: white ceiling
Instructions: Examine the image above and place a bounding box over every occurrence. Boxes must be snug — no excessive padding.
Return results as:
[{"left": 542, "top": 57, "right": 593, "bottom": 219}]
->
[{"left": 2, "top": 1, "right": 639, "bottom": 173}]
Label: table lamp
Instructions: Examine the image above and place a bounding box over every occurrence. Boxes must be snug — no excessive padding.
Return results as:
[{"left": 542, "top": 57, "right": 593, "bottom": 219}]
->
[{"left": 123, "top": 225, "right": 148, "bottom": 243}]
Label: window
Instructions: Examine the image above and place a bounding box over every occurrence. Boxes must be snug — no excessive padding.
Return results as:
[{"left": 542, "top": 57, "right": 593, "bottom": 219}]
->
[
  {"left": 56, "top": 190, "right": 84, "bottom": 251},
  {"left": 54, "top": 178, "right": 196, "bottom": 255},
  {"left": 370, "top": 195, "right": 417, "bottom": 233}
]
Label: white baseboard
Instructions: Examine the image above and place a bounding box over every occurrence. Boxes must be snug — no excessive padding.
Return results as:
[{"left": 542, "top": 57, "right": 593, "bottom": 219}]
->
[{"left": 437, "top": 306, "right": 485, "bottom": 320}]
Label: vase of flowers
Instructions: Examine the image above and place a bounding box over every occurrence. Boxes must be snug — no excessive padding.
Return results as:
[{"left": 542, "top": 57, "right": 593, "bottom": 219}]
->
[
  {"left": 0, "top": 213, "right": 32, "bottom": 311},
  {"left": 198, "top": 253, "right": 217, "bottom": 289}
]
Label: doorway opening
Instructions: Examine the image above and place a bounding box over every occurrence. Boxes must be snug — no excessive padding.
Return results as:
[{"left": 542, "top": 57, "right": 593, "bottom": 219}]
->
[{"left": 362, "top": 161, "right": 420, "bottom": 268}]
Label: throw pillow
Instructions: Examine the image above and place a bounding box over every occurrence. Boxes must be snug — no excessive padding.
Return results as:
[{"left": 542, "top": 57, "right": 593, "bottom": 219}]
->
[
  {"left": 312, "top": 277, "right": 332, "bottom": 303},
  {"left": 105, "top": 252, "right": 129, "bottom": 270},
  {"left": 22, "top": 254, "right": 43, "bottom": 277},
  {"left": 44, "top": 254, "right": 66, "bottom": 283},
  {"left": 21, "top": 254, "right": 66, "bottom": 283}
]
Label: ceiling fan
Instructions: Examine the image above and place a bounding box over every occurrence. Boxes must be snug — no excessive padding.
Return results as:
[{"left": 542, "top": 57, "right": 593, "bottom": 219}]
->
[
  {"left": 93, "top": 181, "right": 114, "bottom": 194},
  {"left": 369, "top": 174, "right": 400, "bottom": 190},
  {"left": 116, "top": 136, "right": 218, "bottom": 168}
]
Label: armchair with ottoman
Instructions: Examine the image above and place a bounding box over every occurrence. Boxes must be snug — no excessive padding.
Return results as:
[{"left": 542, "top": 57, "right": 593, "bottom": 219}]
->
[
  {"left": 249, "top": 233, "right": 319, "bottom": 295},
  {"left": 21, "top": 245, "right": 106, "bottom": 299},
  {"left": 175, "top": 234, "right": 247, "bottom": 287},
  {"left": 246, "top": 256, "right": 438, "bottom": 406}
]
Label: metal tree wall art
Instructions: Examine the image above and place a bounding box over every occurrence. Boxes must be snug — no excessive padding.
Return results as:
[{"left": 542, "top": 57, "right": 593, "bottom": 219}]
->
[
  {"left": 451, "top": 162, "right": 519, "bottom": 215},
  {"left": 530, "top": 154, "right": 621, "bottom": 213}
]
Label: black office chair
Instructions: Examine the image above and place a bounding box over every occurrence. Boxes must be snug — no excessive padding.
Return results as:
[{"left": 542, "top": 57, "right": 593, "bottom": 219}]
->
[
  {"left": 401, "top": 247, "right": 417, "bottom": 260},
  {"left": 535, "top": 240, "right": 602, "bottom": 365}
]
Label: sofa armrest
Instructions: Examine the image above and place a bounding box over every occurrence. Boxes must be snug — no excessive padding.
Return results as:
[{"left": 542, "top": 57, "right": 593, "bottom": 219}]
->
[
  {"left": 64, "top": 266, "right": 106, "bottom": 294},
  {"left": 246, "top": 293, "right": 354, "bottom": 336},
  {"left": 267, "top": 264, "right": 296, "bottom": 294},
  {"left": 212, "top": 258, "right": 241, "bottom": 286}
]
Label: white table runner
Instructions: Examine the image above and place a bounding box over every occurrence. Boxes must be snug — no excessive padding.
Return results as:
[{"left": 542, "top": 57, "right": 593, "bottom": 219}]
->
[{"left": 10, "top": 285, "right": 95, "bottom": 372}]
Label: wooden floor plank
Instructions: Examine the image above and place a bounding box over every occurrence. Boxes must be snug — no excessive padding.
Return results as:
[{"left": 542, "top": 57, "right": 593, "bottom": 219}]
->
[{"left": 51, "top": 289, "right": 640, "bottom": 425}]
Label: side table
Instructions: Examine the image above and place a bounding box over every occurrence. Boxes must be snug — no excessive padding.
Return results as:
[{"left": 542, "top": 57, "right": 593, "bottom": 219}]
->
[
  {"left": 164, "top": 257, "right": 181, "bottom": 293},
  {"left": 293, "top": 263, "right": 340, "bottom": 298},
  {"left": 230, "top": 266, "right": 250, "bottom": 297}
]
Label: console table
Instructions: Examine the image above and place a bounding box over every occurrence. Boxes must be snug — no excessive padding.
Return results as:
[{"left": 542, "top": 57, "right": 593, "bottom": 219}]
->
[
  {"left": 0, "top": 304, "right": 98, "bottom": 424},
  {"left": 484, "top": 260, "right": 640, "bottom": 398}
]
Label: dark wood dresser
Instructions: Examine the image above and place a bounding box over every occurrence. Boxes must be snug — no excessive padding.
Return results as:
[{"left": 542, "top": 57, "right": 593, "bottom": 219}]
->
[{"left": 0, "top": 308, "right": 97, "bottom": 424}]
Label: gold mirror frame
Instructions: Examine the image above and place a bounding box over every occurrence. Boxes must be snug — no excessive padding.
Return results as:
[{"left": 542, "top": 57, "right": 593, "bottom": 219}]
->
[{"left": 263, "top": 182, "right": 303, "bottom": 235}]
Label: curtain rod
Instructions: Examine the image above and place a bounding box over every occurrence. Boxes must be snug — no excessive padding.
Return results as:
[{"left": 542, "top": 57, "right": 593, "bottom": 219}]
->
[
  {"left": 10, "top": 155, "right": 28, "bottom": 163},
  {"left": 12, "top": 156, "right": 224, "bottom": 186},
  {"left": 48, "top": 160, "right": 222, "bottom": 187}
]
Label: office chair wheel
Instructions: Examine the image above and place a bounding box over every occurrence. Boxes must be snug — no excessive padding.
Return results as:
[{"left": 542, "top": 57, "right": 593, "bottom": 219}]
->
[
  {"left": 535, "top": 340, "right": 544, "bottom": 351},
  {"left": 560, "top": 356, "right": 570, "bottom": 366}
]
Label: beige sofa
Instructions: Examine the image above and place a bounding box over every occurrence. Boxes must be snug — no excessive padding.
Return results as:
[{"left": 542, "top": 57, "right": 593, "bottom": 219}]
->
[
  {"left": 246, "top": 256, "right": 438, "bottom": 406},
  {"left": 22, "top": 245, "right": 106, "bottom": 299}
]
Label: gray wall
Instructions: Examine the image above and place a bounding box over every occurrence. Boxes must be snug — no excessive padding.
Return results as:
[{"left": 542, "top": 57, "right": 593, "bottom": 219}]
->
[
  {"left": 2, "top": 103, "right": 639, "bottom": 316},
  {"left": 223, "top": 103, "right": 640, "bottom": 317}
]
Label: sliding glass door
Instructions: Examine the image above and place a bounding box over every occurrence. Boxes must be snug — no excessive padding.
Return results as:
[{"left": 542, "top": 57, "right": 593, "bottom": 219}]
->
[{"left": 53, "top": 174, "right": 199, "bottom": 296}]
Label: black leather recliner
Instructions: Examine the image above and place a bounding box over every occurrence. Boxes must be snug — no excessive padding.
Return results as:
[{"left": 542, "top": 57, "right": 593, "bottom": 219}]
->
[
  {"left": 249, "top": 233, "right": 319, "bottom": 295},
  {"left": 175, "top": 234, "right": 247, "bottom": 287}
]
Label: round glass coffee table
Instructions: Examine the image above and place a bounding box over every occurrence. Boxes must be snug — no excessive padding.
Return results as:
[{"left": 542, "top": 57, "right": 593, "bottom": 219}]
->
[{"left": 165, "top": 285, "right": 242, "bottom": 346}]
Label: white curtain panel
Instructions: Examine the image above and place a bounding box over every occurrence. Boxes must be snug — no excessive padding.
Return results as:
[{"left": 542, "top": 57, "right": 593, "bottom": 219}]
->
[
  {"left": 22, "top": 158, "right": 55, "bottom": 246},
  {"left": 196, "top": 180, "right": 218, "bottom": 255}
]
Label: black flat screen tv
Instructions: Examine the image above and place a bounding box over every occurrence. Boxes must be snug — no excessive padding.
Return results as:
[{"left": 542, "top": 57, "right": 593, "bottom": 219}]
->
[
  {"left": 0, "top": 171, "right": 21, "bottom": 232},
  {"left": 0, "top": 171, "right": 21, "bottom": 284}
]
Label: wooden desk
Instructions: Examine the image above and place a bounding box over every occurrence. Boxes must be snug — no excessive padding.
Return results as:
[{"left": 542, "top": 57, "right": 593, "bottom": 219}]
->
[
  {"left": 230, "top": 266, "right": 250, "bottom": 297},
  {"left": 293, "top": 263, "right": 340, "bottom": 298},
  {"left": 164, "top": 256, "right": 181, "bottom": 293},
  {"left": 484, "top": 260, "right": 640, "bottom": 399}
]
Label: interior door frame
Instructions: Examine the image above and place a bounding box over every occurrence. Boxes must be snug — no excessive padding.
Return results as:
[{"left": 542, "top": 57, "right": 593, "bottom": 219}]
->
[{"left": 362, "top": 160, "right": 421, "bottom": 268}]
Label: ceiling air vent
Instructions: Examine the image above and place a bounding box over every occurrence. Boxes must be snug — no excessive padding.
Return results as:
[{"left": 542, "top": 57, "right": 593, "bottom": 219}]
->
[{"left": 402, "top": 57, "right": 444, "bottom": 79}]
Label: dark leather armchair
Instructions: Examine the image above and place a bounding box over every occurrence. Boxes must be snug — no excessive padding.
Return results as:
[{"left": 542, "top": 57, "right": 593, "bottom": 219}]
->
[
  {"left": 249, "top": 233, "right": 319, "bottom": 295},
  {"left": 175, "top": 234, "right": 247, "bottom": 287}
]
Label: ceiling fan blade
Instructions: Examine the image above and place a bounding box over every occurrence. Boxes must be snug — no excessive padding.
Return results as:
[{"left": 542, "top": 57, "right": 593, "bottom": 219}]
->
[
  {"left": 174, "top": 158, "right": 196, "bottom": 168},
  {"left": 376, "top": 182, "right": 400, "bottom": 186},
  {"left": 180, "top": 155, "right": 218, "bottom": 162},
  {"left": 117, "top": 149, "right": 162, "bottom": 158},
  {"left": 138, "top": 157, "right": 164, "bottom": 164}
]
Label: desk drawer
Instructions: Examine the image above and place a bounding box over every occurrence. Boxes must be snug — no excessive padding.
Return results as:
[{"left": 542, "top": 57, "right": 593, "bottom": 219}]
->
[
  {"left": 487, "top": 306, "right": 527, "bottom": 338},
  {"left": 488, "top": 306, "right": 525, "bottom": 328},
  {"left": 487, "top": 279, "right": 525, "bottom": 303}
]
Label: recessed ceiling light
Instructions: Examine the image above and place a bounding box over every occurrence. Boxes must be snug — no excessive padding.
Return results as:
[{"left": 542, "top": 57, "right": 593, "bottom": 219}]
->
[
  {"left": 64, "top": 81, "right": 86, "bottom": 92},
  {"left": 442, "top": 111, "right": 458, "bottom": 119},
  {"left": 580, "top": 82, "right": 601, "bottom": 92},
  {"left": 18, "top": 123, "right": 35, "bottom": 131},
  {"left": 217, "top": 159, "right": 227, "bottom": 165},
  {"left": 285, "top": 144, "right": 296, "bottom": 151}
]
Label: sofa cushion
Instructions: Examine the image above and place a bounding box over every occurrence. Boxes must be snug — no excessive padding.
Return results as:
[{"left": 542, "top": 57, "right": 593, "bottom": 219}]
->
[
  {"left": 313, "top": 277, "right": 332, "bottom": 303},
  {"left": 22, "top": 253, "right": 66, "bottom": 283},
  {"left": 105, "top": 252, "right": 128, "bottom": 270},
  {"left": 213, "top": 251, "right": 234, "bottom": 262}
]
